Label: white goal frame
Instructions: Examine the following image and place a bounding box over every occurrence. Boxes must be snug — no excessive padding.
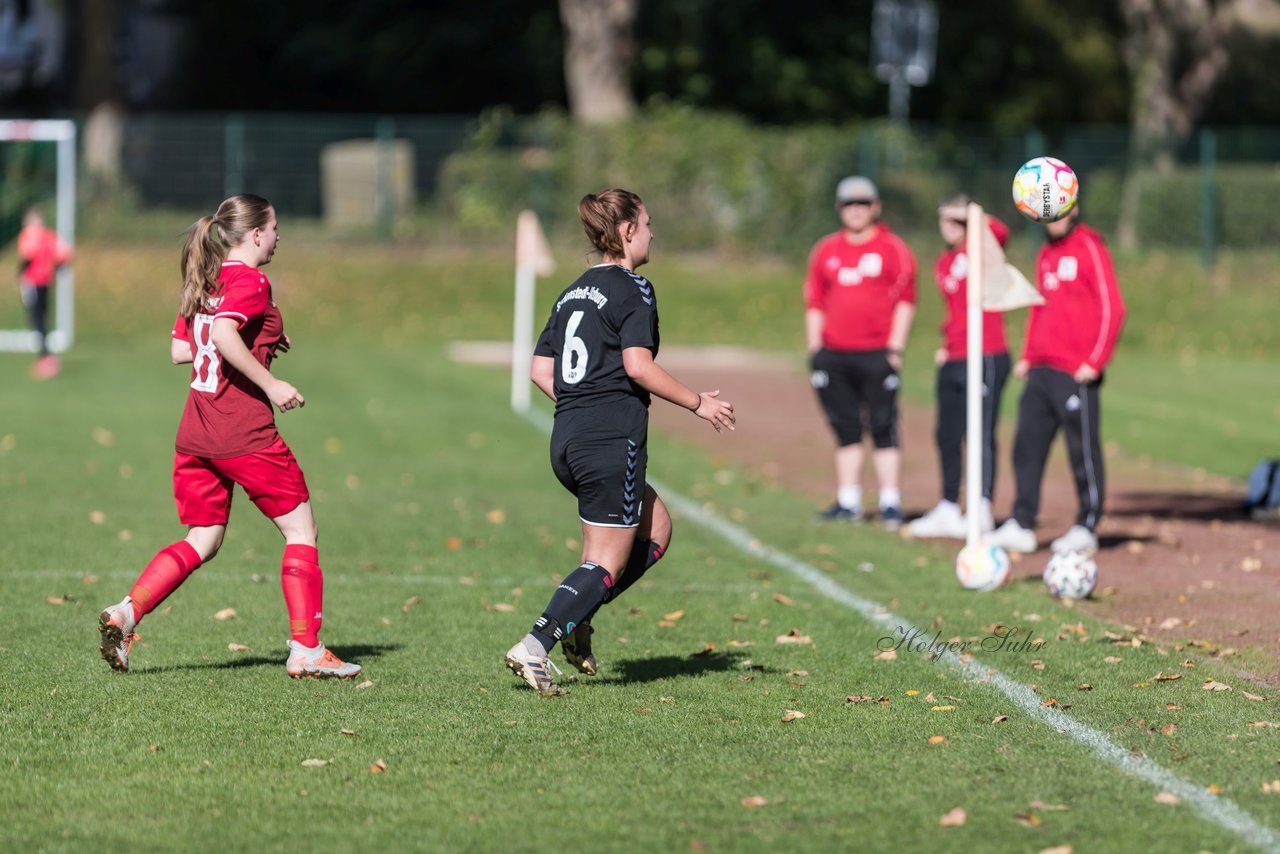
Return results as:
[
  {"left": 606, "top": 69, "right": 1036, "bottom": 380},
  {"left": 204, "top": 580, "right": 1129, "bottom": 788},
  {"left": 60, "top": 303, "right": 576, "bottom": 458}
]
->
[{"left": 0, "top": 119, "right": 77, "bottom": 354}]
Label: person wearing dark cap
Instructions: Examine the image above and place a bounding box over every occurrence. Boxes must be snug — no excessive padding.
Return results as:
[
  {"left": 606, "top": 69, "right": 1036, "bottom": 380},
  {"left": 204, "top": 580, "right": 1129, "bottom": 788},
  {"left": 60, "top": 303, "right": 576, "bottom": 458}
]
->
[
  {"left": 907, "top": 193, "right": 1011, "bottom": 539},
  {"left": 804, "top": 176, "right": 917, "bottom": 529}
]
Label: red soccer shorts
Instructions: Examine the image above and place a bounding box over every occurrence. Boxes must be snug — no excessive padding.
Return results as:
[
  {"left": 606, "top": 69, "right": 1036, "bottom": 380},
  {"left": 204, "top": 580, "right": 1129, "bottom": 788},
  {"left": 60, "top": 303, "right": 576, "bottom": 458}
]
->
[{"left": 173, "top": 437, "right": 310, "bottom": 525}]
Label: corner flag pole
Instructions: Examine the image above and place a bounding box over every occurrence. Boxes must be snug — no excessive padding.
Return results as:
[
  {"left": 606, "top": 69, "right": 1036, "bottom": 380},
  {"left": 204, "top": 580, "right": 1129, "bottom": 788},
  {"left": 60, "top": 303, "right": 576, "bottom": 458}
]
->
[
  {"left": 512, "top": 210, "right": 555, "bottom": 412},
  {"left": 964, "top": 202, "right": 985, "bottom": 549}
]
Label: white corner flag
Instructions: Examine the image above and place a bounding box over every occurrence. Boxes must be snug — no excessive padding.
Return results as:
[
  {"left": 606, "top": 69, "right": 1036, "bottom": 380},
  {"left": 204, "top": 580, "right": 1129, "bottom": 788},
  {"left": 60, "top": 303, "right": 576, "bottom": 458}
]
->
[
  {"left": 512, "top": 210, "right": 556, "bottom": 413},
  {"left": 963, "top": 203, "right": 1041, "bottom": 548}
]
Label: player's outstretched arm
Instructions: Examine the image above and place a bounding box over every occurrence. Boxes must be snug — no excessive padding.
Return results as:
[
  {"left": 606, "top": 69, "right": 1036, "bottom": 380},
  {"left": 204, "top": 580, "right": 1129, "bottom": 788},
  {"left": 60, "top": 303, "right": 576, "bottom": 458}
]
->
[{"left": 622, "top": 346, "right": 735, "bottom": 433}]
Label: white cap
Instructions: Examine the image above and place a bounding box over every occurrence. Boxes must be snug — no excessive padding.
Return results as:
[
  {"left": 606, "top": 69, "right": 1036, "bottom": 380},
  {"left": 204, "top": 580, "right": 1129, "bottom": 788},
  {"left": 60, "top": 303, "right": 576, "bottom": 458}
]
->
[{"left": 836, "top": 176, "right": 879, "bottom": 203}]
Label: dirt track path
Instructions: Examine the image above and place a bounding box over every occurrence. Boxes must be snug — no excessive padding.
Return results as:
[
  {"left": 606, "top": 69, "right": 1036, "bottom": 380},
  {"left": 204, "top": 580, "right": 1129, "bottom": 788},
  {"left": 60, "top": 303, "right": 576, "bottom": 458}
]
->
[{"left": 650, "top": 347, "right": 1280, "bottom": 687}]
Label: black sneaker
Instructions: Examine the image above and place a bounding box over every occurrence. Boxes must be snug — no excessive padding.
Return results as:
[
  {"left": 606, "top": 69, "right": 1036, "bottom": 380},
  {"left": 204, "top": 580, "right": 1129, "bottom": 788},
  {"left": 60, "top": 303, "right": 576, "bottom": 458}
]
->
[
  {"left": 814, "top": 502, "right": 863, "bottom": 523},
  {"left": 879, "top": 506, "right": 904, "bottom": 532}
]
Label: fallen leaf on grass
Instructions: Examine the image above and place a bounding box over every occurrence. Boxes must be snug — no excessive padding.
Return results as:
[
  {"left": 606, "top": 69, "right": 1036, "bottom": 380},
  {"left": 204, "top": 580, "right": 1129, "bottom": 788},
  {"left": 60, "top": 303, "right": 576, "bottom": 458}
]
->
[
  {"left": 482, "top": 602, "right": 516, "bottom": 612},
  {"left": 931, "top": 705, "right": 957, "bottom": 712},
  {"left": 446, "top": 537, "right": 462, "bottom": 550},
  {"left": 992, "top": 715, "right": 1009, "bottom": 724},
  {"left": 847, "top": 695, "right": 875, "bottom": 704},
  {"left": 781, "top": 710, "right": 806, "bottom": 722},
  {"left": 227, "top": 643, "right": 252, "bottom": 652},
  {"left": 340, "top": 729, "right": 360, "bottom": 737},
  {"left": 1202, "top": 680, "right": 1232, "bottom": 692},
  {"left": 740, "top": 795, "right": 768, "bottom": 809},
  {"left": 1166, "top": 704, "right": 1182, "bottom": 711},
  {"left": 1161, "top": 724, "right": 1178, "bottom": 736},
  {"left": 1158, "top": 617, "right": 1182, "bottom": 630},
  {"left": 663, "top": 610, "right": 686, "bottom": 622},
  {"left": 1104, "top": 656, "right": 1122, "bottom": 664},
  {"left": 1012, "top": 811, "right": 1041, "bottom": 827},
  {"left": 1076, "top": 684, "right": 1093, "bottom": 691},
  {"left": 1154, "top": 792, "right": 1181, "bottom": 805},
  {"left": 402, "top": 596, "right": 422, "bottom": 614},
  {"left": 731, "top": 614, "right": 749, "bottom": 622},
  {"left": 355, "top": 680, "right": 374, "bottom": 689},
  {"left": 787, "top": 670, "right": 809, "bottom": 677},
  {"left": 213, "top": 608, "right": 237, "bottom": 621},
  {"left": 1262, "top": 780, "right": 1280, "bottom": 794},
  {"left": 874, "top": 649, "right": 897, "bottom": 661},
  {"left": 1207, "top": 784, "right": 1222, "bottom": 795},
  {"left": 301, "top": 758, "right": 332, "bottom": 768},
  {"left": 46, "top": 595, "right": 74, "bottom": 605},
  {"left": 1152, "top": 673, "right": 1181, "bottom": 682},
  {"left": 1038, "top": 847, "right": 1073, "bottom": 854},
  {"left": 939, "top": 807, "right": 966, "bottom": 827},
  {"left": 1243, "top": 691, "right": 1267, "bottom": 702},
  {"left": 727, "top": 640, "right": 753, "bottom": 648},
  {"left": 148, "top": 744, "right": 161, "bottom": 753},
  {"left": 657, "top": 620, "right": 678, "bottom": 628},
  {"left": 927, "top": 735, "right": 947, "bottom": 745},
  {"left": 486, "top": 509, "right": 506, "bottom": 524},
  {"left": 776, "top": 629, "right": 812, "bottom": 645},
  {"left": 772, "top": 593, "right": 795, "bottom": 606},
  {"left": 658, "top": 696, "right": 674, "bottom": 703},
  {"left": 370, "top": 759, "right": 387, "bottom": 774},
  {"left": 691, "top": 643, "right": 718, "bottom": 657},
  {"left": 1241, "top": 557, "right": 1262, "bottom": 572}
]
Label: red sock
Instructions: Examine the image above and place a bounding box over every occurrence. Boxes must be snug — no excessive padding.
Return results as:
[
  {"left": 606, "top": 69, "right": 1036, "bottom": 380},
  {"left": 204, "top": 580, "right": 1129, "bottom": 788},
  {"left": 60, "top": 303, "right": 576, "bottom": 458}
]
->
[
  {"left": 129, "top": 541, "right": 203, "bottom": 619},
  {"left": 281, "top": 544, "right": 323, "bottom": 647}
]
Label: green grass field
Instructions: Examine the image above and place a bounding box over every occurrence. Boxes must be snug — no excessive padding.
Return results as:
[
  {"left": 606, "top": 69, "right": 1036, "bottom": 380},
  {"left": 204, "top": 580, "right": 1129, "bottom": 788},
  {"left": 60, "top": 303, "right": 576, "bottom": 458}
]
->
[{"left": 2, "top": 236, "right": 1279, "bottom": 852}]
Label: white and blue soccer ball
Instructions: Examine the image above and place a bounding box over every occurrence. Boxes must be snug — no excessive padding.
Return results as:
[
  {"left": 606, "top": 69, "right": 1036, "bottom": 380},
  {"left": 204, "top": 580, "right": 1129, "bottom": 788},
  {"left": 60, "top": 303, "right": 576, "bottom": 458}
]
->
[
  {"left": 955, "top": 543, "right": 1011, "bottom": 591},
  {"left": 1043, "top": 549, "right": 1098, "bottom": 599}
]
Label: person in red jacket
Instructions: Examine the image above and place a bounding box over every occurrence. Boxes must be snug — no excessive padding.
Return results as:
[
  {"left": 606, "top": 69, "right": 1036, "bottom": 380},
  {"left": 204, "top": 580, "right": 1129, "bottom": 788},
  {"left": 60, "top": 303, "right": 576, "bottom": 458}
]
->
[
  {"left": 907, "top": 194, "right": 1011, "bottom": 539},
  {"left": 987, "top": 205, "right": 1126, "bottom": 554},
  {"left": 805, "top": 176, "right": 917, "bottom": 530},
  {"left": 17, "top": 206, "right": 73, "bottom": 379}
]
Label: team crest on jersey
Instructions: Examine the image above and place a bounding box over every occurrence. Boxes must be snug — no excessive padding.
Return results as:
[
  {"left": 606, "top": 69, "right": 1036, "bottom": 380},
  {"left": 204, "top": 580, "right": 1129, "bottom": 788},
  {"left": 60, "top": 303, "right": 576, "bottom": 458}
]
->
[
  {"left": 1043, "top": 256, "right": 1078, "bottom": 291},
  {"left": 836, "top": 253, "right": 884, "bottom": 286},
  {"left": 943, "top": 254, "right": 968, "bottom": 293},
  {"left": 207, "top": 297, "right": 223, "bottom": 309}
]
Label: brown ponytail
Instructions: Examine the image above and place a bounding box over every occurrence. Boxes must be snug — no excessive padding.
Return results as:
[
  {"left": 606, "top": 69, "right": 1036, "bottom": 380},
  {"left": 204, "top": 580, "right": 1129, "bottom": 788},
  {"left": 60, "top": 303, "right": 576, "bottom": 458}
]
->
[
  {"left": 578, "top": 188, "right": 644, "bottom": 261},
  {"left": 179, "top": 193, "right": 273, "bottom": 318}
]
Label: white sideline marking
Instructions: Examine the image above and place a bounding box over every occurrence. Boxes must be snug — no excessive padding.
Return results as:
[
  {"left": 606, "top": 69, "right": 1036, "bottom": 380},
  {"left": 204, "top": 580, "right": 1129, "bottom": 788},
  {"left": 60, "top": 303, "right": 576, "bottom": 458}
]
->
[{"left": 517, "top": 406, "right": 1280, "bottom": 853}]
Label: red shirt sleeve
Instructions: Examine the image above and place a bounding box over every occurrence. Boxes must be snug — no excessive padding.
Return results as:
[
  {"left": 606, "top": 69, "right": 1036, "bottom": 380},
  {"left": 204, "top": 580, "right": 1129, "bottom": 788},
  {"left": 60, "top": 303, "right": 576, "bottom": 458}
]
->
[
  {"left": 213, "top": 268, "right": 270, "bottom": 327},
  {"left": 1082, "top": 232, "right": 1126, "bottom": 372},
  {"left": 891, "top": 233, "right": 917, "bottom": 306},
  {"left": 803, "top": 238, "right": 831, "bottom": 311}
]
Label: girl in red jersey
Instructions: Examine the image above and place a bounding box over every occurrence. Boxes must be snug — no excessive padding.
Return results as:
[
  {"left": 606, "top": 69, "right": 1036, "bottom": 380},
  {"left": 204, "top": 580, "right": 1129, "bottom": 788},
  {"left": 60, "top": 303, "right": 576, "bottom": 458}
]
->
[
  {"left": 907, "top": 194, "right": 1012, "bottom": 539},
  {"left": 97, "top": 194, "right": 361, "bottom": 679},
  {"left": 16, "top": 206, "right": 73, "bottom": 379}
]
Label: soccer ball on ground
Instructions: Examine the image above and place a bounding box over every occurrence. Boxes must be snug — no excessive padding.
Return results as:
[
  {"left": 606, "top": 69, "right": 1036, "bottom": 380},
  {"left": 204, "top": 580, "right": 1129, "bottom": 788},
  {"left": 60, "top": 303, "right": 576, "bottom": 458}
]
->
[
  {"left": 1012, "top": 156, "right": 1079, "bottom": 223},
  {"left": 1043, "top": 549, "right": 1098, "bottom": 599},
  {"left": 955, "top": 543, "right": 1011, "bottom": 591}
]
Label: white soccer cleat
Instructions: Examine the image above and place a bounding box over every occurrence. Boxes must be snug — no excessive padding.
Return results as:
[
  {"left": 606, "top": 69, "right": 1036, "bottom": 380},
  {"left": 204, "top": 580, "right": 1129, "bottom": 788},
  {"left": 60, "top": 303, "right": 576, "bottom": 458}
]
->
[
  {"left": 906, "top": 501, "right": 966, "bottom": 539},
  {"left": 504, "top": 641, "right": 568, "bottom": 696},
  {"left": 285, "top": 641, "right": 362, "bottom": 679},
  {"left": 98, "top": 598, "right": 138, "bottom": 673},
  {"left": 1050, "top": 525, "right": 1099, "bottom": 555},
  {"left": 986, "top": 519, "right": 1038, "bottom": 554}
]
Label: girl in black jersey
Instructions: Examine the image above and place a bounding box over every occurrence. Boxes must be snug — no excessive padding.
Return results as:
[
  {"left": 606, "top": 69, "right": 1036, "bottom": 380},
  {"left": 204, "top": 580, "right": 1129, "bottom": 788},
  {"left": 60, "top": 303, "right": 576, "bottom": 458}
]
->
[{"left": 504, "top": 188, "right": 736, "bottom": 695}]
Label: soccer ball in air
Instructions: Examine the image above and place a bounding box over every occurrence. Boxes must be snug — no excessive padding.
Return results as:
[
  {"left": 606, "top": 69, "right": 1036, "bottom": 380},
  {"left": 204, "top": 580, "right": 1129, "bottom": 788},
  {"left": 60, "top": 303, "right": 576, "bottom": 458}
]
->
[
  {"left": 1012, "top": 156, "right": 1079, "bottom": 223},
  {"left": 1043, "top": 550, "right": 1098, "bottom": 600},
  {"left": 955, "top": 543, "right": 1011, "bottom": 591}
]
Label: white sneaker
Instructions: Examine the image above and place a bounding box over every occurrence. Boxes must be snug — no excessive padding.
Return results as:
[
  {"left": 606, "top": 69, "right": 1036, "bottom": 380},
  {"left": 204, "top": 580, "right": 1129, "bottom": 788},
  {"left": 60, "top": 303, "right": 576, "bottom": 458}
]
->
[
  {"left": 98, "top": 597, "right": 138, "bottom": 673},
  {"left": 285, "top": 641, "right": 363, "bottom": 679},
  {"left": 504, "top": 641, "right": 568, "bottom": 696},
  {"left": 1051, "top": 525, "right": 1099, "bottom": 554},
  {"left": 906, "top": 501, "right": 966, "bottom": 539},
  {"left": 986, "top": 519, "right": 1038, "bottom": 553}
]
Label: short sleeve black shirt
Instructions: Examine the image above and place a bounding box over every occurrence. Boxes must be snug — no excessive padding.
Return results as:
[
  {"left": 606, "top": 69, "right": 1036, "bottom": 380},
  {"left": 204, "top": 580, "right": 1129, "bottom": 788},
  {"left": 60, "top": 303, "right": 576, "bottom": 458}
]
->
[{"left": 534, "top": 264, "right": 660, "bottom": 413}]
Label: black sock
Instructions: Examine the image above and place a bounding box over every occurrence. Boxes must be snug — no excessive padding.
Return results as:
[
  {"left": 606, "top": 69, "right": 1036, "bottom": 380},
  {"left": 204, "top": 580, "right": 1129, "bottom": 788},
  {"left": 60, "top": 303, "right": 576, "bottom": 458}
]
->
[
  {"left": 606, "top": 540, "right": 666, "bottom": 603},
  {"left": 529, "top": 562, "right": 614, "bottom": 651}
]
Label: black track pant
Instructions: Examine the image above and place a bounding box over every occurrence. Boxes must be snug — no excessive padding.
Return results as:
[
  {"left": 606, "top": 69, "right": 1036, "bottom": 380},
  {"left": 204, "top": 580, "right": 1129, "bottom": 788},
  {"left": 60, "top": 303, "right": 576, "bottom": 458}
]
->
[
  {"left": 1011, "top": 367, "right": 1105, "bottom": 530},
  {"left": 935, "top": 354, "right": 1010, "bottom": 504},
  {"left": 21, "top": 284, "right": 51, "bottom": 356}
]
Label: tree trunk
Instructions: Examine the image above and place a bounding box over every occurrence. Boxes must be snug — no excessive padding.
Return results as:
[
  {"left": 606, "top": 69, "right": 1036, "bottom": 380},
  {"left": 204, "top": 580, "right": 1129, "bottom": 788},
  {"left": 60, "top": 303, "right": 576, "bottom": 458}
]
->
[
  {"left": 559, "top": 0, "right": 638, "bottom": 124},
  {"left": 1116, "top": 0, "right": 1265, "bottom": 249}
]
